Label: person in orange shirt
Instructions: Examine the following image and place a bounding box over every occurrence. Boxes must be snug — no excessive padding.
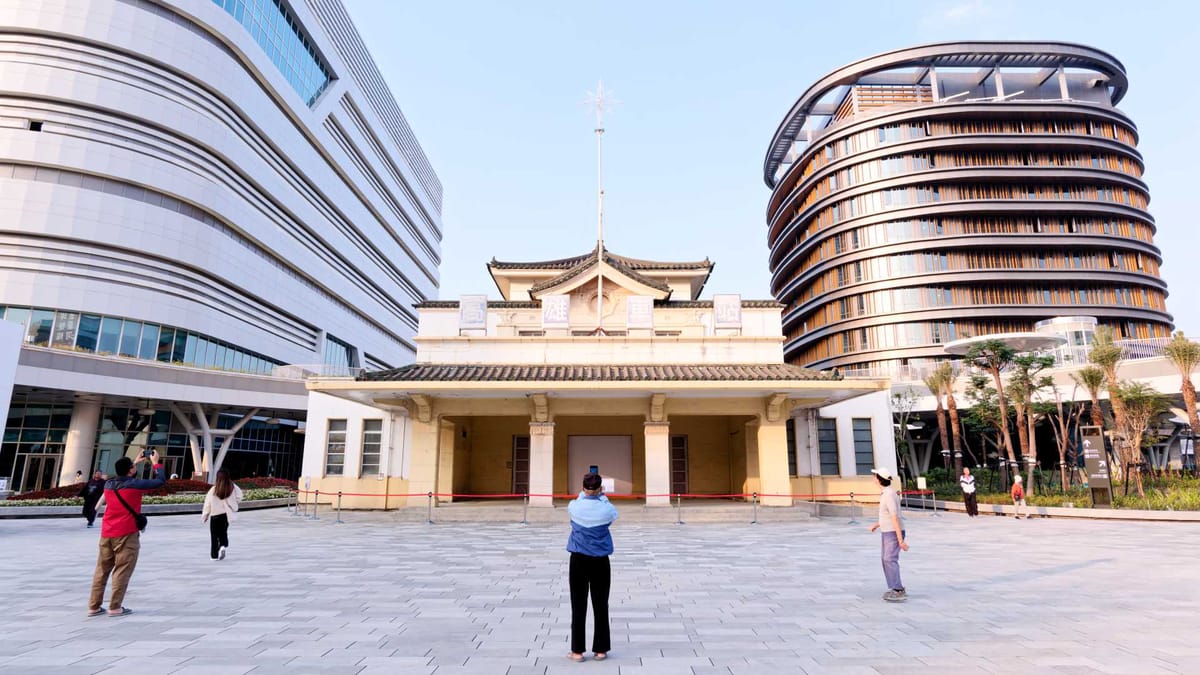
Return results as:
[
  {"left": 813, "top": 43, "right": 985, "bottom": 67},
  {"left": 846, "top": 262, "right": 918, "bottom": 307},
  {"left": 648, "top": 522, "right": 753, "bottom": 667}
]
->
[{"left": 1011, "top": 474, "right": 1027, "bottom": 519}]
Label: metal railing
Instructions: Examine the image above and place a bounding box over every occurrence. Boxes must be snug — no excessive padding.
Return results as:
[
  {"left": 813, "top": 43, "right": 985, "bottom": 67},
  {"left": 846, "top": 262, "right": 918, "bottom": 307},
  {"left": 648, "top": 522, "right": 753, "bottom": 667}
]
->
[{"left": 271, "top": 364, "right": 365, "bottom": 379}]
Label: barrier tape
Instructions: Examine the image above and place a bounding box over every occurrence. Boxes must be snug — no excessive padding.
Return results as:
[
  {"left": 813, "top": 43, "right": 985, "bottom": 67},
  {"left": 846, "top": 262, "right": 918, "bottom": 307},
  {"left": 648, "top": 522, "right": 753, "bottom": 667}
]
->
[{"left": 291, "top": 489, "right": 894, "bottom": 500}]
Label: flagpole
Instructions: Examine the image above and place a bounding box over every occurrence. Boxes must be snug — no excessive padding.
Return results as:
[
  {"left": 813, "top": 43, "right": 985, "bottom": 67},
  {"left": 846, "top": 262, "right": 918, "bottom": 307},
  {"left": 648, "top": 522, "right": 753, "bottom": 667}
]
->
[{"left": 594, "top": 81, "right": 605, "bottom": 333}]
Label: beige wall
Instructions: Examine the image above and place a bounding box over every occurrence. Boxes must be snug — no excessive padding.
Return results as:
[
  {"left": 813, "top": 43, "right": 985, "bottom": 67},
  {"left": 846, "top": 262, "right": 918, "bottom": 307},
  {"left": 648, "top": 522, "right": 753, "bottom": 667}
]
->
[{"left": 463, "top": 416, "right": 527, "bottom": 493}]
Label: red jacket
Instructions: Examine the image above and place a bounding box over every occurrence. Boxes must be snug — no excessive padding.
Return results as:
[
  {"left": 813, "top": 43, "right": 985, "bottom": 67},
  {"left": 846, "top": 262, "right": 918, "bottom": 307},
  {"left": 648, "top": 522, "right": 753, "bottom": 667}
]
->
[
  {"left": 101, "top": 464, "right": 166, "bottom": 538},
  {"left": 1011, "top": 483, "right": 1025, "bottom": 500}
]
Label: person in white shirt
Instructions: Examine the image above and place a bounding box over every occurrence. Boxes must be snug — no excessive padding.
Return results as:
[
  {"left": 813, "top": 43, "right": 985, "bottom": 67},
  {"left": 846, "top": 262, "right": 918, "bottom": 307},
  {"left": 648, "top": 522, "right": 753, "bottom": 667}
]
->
[
  {"left": 868, "top": 468, "right": 909, "bottom": 602},
  {"left": 960, "top": 467, "right": 979, "bottom": 517},
  {"left": 201, "top": 469, "right": 243, "bottom": 561}
]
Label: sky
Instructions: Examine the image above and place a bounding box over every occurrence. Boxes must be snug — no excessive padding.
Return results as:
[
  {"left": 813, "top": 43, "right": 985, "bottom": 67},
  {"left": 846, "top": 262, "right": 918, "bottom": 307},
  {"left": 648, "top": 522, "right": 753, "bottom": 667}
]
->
[{"left": 342, "top": 0, "right": 1200, "bottom": 336}]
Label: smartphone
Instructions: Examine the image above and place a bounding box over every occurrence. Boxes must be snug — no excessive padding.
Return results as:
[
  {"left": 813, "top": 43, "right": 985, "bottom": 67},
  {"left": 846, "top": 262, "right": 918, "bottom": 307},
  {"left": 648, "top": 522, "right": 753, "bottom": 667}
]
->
[{"left": 141, "top": 449, "right": 154, "bottom": 458}]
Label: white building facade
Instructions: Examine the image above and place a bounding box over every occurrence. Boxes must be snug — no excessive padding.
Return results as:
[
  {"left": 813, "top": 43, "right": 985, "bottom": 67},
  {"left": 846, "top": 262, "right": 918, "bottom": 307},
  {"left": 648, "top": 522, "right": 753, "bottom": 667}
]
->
[{"left": 0, "top": 0, "right": 442, "bottom": 490}]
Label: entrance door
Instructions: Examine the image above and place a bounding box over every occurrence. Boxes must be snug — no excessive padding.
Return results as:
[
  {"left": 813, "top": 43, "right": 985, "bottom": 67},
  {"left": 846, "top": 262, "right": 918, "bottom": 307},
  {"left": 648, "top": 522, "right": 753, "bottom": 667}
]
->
[
  {"left": 19, "top": 455, "right": 61, "bottom": 493},
  {"left": 568, "top": 436, "right": 633, "bottom": 494},
  {"left": 670, "top": 435, "right": 688, "bottom": 494},
  {"left": 512, "top": 435, "right": 530, "bottom": 494}
]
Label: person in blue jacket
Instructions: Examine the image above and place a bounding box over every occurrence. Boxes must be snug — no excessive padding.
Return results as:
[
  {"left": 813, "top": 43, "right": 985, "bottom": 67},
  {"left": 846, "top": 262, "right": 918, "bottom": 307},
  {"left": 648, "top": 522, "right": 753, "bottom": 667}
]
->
[{"left": 566, "top": 472, "right": 619, "bottom": 662}]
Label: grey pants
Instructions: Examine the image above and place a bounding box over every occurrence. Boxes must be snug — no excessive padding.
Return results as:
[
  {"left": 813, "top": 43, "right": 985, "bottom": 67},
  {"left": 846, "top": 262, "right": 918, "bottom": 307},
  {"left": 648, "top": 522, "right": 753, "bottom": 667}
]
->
[{"left": 881, "top": 530, "right": 905, "bottom": 591}]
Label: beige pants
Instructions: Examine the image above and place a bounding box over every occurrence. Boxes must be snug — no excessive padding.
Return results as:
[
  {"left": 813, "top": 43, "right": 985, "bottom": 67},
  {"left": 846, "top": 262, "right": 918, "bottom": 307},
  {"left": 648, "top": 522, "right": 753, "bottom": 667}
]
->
[
  {"left": 89, "top": 533, "right": 140, "bottom": 611},
  {"left": 1013, "top": 498, "right": 1027, "bottom": 518}
]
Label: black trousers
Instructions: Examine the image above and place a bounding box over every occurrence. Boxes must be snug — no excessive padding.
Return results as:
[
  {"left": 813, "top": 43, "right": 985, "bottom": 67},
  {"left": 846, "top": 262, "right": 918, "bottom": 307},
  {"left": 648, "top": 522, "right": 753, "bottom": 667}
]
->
[
  {"left": 964, "top": 492, "right": 979, "bottom": 516},
  {"left": 569, "top": 552, "right": 611, "bottom": 654},
  {"left": 82, "top": 499, "right": 99, "bottom": 526},
  {"left": 209, "top": 514, "right": 229, "bottom": 559}
]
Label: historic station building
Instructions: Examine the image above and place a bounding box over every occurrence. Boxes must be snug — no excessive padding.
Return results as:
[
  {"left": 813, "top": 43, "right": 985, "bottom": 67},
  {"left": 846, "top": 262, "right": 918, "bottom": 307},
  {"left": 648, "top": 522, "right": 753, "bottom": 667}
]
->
[{"left": 299, "top": 247, "right": 895, "bottom": 508}]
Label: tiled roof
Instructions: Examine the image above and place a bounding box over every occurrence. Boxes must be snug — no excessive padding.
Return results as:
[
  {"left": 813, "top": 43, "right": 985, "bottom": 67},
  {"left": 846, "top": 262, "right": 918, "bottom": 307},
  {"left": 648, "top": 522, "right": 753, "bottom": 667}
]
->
[
  {"left": 414, "top": 300, "right": 783, "bottom": 309},
  {"left": 528, "top": 256, "right": 671, "bottom": 295},
  {"left": 415, "top": 301, "right": 540, "bottom": 309},
  {"left": 489, "top": 245, "right": 712, "bottom": 272},
  {"left": 360, "top": 363, "right": 841, "bottom": 382}
]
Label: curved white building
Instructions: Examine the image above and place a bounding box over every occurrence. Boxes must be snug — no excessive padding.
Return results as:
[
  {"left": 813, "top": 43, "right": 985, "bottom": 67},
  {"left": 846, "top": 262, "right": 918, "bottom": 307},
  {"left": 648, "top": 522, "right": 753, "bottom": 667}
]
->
[{"left": 0, "top": 0, "right": 443, "bottom": 490}]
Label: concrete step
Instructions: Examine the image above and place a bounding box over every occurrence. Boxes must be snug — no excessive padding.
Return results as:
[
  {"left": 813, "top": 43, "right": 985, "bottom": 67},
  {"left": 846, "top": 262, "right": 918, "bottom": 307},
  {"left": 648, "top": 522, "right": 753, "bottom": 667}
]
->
[{"left": 389, "top": 500, "right": 818, "bottom": 525}]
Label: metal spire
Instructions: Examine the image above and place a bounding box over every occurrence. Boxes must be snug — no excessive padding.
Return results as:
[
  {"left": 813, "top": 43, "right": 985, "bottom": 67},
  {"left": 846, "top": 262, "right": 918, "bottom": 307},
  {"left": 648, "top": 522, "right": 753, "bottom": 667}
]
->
[{"left": 584, "top": 80, "right": 619, "bottom": 333}]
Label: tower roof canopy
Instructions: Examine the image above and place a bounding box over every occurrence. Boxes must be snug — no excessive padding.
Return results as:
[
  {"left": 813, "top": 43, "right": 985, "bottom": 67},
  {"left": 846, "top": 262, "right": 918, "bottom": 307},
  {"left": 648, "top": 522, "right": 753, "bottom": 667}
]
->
[{"left": 487, "top": 245, "right": 714, "bottom": 300}]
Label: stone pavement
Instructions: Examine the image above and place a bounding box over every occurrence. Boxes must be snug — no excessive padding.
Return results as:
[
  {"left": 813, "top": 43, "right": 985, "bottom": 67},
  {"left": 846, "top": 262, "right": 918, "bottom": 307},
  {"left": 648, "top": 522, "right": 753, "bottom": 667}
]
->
[{"left": 2, "top": 507, "right": 1197, "bottom": 674}]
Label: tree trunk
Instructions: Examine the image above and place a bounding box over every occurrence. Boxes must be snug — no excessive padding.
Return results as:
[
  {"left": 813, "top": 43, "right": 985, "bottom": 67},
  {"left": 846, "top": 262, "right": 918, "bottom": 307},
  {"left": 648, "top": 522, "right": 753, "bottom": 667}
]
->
[
  {"left": 990, "top": 367, "right": 1016, "bottom": 465},
  {"left": 947, "top": 392, "right": 963, "bottom": 473},
  {"left": 1088, "top": 393, "right": 1104, "bottom": 430},
  {"left": 1026, "top": 411, "right": 1038, "bottom": 493},
  {"left": 935, "top": 398, "right": 950, "bottom": 471},
  {"left": 1015, "top": 403, "right": 1030, "bottom": 491},
  {"left": 1184, "top": 380, "right": 1199, "bottom": 434}
]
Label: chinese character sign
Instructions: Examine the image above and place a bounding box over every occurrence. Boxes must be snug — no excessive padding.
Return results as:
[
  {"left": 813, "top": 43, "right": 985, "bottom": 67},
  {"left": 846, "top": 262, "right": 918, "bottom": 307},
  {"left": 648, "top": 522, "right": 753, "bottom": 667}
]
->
[
  {"left": 458, "top": 294, "right": 488, "bottom": 330},
  {"left": 542, "top": 295, "right": 570, "bottom": 329},
  {"left": 626, "top": 295, "right": 654, "bottom": 329},
  {"left": 713, "top": 294, "right": 742, "bottom": 328}
]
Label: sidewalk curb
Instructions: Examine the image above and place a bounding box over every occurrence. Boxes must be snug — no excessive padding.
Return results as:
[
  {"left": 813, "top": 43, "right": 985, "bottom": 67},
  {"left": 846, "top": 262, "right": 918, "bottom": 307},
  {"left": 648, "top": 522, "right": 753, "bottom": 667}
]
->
[
  {"left": 0, "top": 497, "right": 291, "bottom": 519},
  {"left": 903, "top": 497, "right": 1200, "bottom": 522}
]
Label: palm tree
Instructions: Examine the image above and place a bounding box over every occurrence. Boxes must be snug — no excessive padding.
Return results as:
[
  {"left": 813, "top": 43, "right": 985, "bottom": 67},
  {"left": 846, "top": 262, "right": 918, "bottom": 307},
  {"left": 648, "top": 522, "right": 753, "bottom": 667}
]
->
[
  {"left": 1112, "top": 381, "right": 1171, "bottom": 498},
  {"left": 965, "top": 340, "right": 1017, "bottom": 476},
  {"left": 1008, "top": 354, "right": 1055, "bottom": 491},
  {"left": 924, "top": 368, "right": 951, "bottom": 471},
  {"left": 940, "top": 362, "right": 965, "bottom": 474},
  {"left": 1071, "top": 366, "right": 1107, "bottom": 431},
  {"left": 1089, "top": 326, "right": 1127, "bottom": 477},
  {"left": 1163, "top": 331, "right": 1200, "bottom": 435}
]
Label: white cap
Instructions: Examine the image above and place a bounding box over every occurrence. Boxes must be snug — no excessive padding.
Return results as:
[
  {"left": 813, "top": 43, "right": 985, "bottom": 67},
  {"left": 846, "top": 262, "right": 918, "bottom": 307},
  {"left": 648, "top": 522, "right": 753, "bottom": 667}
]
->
[
  {"left": 1013, "top": 475, "right": 1022, "bottom": 482},
  {"left": 870, "top": 468, "right": 894, "bottom": 481}
]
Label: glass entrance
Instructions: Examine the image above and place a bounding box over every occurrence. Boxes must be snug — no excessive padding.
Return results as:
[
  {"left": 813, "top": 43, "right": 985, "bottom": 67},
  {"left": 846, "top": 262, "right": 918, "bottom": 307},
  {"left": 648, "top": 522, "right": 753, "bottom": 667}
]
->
[{"left": 17, "top": 454, "right": 61, "bottom": 493}]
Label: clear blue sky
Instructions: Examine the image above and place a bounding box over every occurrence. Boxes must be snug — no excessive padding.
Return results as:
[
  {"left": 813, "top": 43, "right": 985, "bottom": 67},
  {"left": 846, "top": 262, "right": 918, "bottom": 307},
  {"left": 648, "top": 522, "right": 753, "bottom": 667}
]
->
[{"left": 344, "top": 0, "right": 1199, "bottom": 336}]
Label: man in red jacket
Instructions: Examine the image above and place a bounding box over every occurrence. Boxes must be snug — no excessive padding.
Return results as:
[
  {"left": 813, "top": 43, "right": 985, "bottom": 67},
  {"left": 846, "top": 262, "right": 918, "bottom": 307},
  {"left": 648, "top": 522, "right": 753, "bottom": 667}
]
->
[{"left": 87, "top": 450, "right": 166, "bottom": 617}]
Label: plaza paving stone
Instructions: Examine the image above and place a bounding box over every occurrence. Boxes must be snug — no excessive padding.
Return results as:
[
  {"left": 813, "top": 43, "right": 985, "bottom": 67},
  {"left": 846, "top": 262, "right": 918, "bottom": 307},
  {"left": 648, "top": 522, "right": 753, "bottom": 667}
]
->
[{"left": 1, "top": 506, "right": 1197, "bottom": 674}]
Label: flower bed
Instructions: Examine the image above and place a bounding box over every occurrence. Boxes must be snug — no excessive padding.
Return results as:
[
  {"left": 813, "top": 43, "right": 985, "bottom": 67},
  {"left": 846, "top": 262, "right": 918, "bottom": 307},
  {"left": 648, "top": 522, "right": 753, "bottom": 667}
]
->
[
  {"left": 9, "top": 476, "right": 297, "bottom": 501},
  {"left": 0, "top": 486, "right": 293, "bottom": 507}
]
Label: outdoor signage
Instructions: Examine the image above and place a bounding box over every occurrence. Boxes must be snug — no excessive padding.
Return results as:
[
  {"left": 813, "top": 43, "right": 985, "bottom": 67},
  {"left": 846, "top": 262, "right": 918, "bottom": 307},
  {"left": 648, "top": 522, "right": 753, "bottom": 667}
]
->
[
  {"left": 458, "top": 294, "right": 488, "bottom": 330},
  {"left": 713, "top": 294, "right": 742, "bottom": 328},
  {"left": 1080, "top": 425, "right": 1113, "bottom": 508},
  {"left": 542, "top": 294, "right": 570, "bottom": 329},
  {"left": 626, "top": 295, "right": 654, "bottom": 329}
]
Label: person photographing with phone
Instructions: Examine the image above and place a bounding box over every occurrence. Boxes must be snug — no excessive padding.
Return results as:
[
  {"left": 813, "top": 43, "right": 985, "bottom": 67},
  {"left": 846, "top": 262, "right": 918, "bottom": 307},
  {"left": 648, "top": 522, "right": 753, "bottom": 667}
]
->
[
  {"left": 566, "top": 472, "right": 619, "bottom": 662},
  {"left": 86, "top": 449, "right": 166, "bottom": 617}
]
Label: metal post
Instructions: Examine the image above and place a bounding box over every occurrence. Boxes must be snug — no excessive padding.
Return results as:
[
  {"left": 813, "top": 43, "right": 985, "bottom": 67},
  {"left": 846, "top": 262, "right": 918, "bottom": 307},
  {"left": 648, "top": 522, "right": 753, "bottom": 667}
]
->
[
  {"left": 848, "top": 491, "right": 859, "bottom": 525},
  {"left": 301, "top": 490, "right": 310, "bottom": 517},
  {"left": 426, "top": 491, "right": 434, "bottom": 525},
  {"left": 751, "top": 492, "right": 758, "bottom": 525},
  {"left": 522, "top": 493, "right": 529, "bottom": 525},
  {"left": 288, "top": 490, "right": 297, "bottom": 515},
  {"left": 335, "top": 491, "right": 344, "bottom": 524},
  {"left": 930, "top": 489, "right": 940, "bottom": 517},
  {"left": 309, "top": 489, "right": 320, "bottom": 521},
  {"left": 675, "top": 494, "right": 684, "bottom": 525}
]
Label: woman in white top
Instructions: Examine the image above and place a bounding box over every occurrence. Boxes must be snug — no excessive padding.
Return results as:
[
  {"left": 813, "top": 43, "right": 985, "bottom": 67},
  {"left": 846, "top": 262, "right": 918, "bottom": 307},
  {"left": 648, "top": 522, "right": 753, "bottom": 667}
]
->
[
  {"left": 960, "top": 467, "right": 979, "bottom": 517},
  {"left": 201, "top": 469, "right": 243, "bottom": 561}
]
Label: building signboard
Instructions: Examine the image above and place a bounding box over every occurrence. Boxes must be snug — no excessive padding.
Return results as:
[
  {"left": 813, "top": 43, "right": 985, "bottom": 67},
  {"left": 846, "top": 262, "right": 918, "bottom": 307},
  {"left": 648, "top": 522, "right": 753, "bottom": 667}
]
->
[
  {"left": 541, "top": 295, "right": 570, "bottom": 329},
  {"left": 626, "top": 296, "right": 654, "bottom": 329},
  {"left": 458, "top": 295, "right": 488, "bottom": 331},
  {"left": 713, "top": 294, "right": 742, "bottom": 328},
  {"left": 1080, "top": 425, "right": 1112, "bottom": 508}
]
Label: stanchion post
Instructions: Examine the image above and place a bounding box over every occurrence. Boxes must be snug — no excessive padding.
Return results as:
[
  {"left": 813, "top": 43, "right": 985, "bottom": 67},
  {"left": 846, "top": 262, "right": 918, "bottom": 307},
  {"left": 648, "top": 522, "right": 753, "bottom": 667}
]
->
[
  {"left": 522, "top": 493, "right": 529, "bottom": 526},
  {"left": 309, "top": 489, "right": 320, "bottom": 521},
  {"left": 751, "top": 492, "right": 758, "bottom": 525},
  {"left": 287, "top": 490, "right": 295, "bottom": 515},
  {"left": 426, "top": 491, "right": 434, "bottom": 525},
  {"left": 848, "top": 491, "right": 860, "bottom": 525},
  {"left": 335, "top": 491, "right": 344, "bottom": 524},
  {"left": 675, "top": 493, "right": 684, "bottom": 526},
  {"left": 931, "top": 489, "right": 941, "bottom": 517}
]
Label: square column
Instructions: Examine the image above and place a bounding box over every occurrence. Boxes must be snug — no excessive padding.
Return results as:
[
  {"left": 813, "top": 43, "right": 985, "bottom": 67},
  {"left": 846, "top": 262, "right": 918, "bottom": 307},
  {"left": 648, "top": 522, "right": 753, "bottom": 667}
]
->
[
  {"left": 406, "top": 418, "right": 441, "bottom": 502},
  {"left": 757, "top": 418, "right": 793, "bottom": 506},
  {"left": 528, "top": 422, "right": 555, "bottom": 507},
  {"left": 643, "top": 422, "right": 671, "bottom": 506}
]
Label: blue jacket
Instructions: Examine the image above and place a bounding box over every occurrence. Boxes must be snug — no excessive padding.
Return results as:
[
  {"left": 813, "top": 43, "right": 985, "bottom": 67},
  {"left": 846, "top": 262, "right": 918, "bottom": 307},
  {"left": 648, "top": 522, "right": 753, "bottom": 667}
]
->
[{"left": 566, "top": 492, "right": 619, "bottom": 557}]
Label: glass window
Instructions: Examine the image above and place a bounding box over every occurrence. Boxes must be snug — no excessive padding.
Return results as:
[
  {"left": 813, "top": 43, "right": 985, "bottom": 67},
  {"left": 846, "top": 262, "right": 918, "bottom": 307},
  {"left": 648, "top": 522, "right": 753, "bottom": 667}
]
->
[
  {"left": 76, "top": 314, "right": 101, "bottom": 352},
  {"left": 119, "top": 321, "right": 142, "bottom": 357},
  {"left": 324, "top": 419, "right": 346, "bottom": 476},
  {"left": 361, "top": 419, "right": 383, "bottom": 476},
  {"left": 139, "top": 324, "right": 159, "bottom": 360},
  {"left": 852, "top": 419, "right": 875, "bottom": 475},
  {"left": 223, "top": 346, "right": 235, "bottom": 371},
  {"left": 818, "top": 418, "right": 840, "bottom": 476},
  {"left": 26, "top": 309, "right": 54, "bottom": 346},
  {"left": 214, "top": 344, "right": 228, "bottom": 370},
  {"left": 157, "top": 327, "right": 175, "bottom": 362},
  {"left": 51, "top": 311, "right": 79, "bottom": 348},
  {"left": 212, "top": 0, "right": 332, "bottom": 106},
  {"left": 172, "top": 326, "right": 186, "bottom": 362},
  {"left": 182, "top": 333, "right": 197, "bottom": 365},
  {"left": 97, "top": 317, "right": 122, "bottom": 354},
  {"left": 4, "top": 307, "right": 30, "bottom": 331}
]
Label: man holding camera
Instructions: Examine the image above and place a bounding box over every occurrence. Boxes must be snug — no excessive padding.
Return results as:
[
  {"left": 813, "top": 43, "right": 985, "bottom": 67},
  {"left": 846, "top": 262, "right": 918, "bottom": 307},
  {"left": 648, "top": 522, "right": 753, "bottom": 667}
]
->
[{"left": 87, "top": 449, "right": 166, "bottom": 617}]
